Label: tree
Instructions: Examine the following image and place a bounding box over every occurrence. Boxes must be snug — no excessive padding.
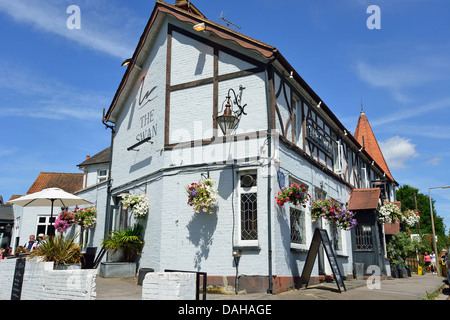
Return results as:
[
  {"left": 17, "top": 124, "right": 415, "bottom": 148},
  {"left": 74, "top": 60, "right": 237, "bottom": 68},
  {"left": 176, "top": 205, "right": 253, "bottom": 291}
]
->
[{"left": 396, "top": 185, "right": 448, "bottom": 251}]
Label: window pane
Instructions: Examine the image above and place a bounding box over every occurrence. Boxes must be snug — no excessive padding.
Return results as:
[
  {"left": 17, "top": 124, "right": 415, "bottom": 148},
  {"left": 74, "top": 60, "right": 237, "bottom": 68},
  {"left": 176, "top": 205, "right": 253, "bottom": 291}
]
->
[
  {"left": 290, "top": 207, "right": 305, "bottom": 244},
  {"left": 241, "top": 193, "right": 257, "bottom": 240},
  {"left": 39, "top": 217, "right": 46, "bottom": 223},
  {"left": 36, "top": 225, "right": 46, "bottom": 236},
  {"left": 355, "top": 225, "right": 373, "bottom": 251}
]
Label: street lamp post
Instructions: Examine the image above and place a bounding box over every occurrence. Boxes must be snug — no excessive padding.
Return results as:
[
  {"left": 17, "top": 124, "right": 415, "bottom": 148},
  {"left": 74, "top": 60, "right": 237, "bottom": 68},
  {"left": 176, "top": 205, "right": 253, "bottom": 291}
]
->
[{"left": 428, "top": 185, "right": 450, "bottom": 275}]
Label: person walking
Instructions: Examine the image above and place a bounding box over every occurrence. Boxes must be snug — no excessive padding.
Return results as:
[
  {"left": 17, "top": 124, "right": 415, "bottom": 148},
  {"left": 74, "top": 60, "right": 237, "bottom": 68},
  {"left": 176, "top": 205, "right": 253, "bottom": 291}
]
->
[
  {"left": 424, "top": 252, "right": 431, "bottom": 273},
  {"left": 430, "top": 251, "right": 437, "bottom": 274}
]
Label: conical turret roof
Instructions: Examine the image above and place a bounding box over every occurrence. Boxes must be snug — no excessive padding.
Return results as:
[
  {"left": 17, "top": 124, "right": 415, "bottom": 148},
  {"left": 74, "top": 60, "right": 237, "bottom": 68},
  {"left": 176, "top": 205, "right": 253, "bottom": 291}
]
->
[{"left": 354, "top": 110, "right": 395, "bottom": 182}]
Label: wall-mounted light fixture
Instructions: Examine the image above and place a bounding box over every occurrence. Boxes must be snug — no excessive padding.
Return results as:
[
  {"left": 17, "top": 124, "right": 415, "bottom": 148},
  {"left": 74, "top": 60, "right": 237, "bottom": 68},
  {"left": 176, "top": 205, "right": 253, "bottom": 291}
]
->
[
  {"left": 121, "top": 58, "right": 142, "bottom": 70},
  {"left": 121, "top": 58, "right": 133, "bottom": 67},
  {"left": 215, "top": 87, "right": 247, "bottom": 135},
  {"left": 193, "top": 22, "right": 206, "bottom": 31},
  {"left": 317, "top": 101, "right": 322, "bottom": 108}
]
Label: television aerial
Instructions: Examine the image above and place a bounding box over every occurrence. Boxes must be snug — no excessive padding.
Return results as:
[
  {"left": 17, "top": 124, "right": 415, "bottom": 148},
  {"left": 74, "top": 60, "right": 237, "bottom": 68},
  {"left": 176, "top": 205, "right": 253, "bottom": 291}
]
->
[{"left": 218, "top": 11, "right": 242, "bottom": 30}]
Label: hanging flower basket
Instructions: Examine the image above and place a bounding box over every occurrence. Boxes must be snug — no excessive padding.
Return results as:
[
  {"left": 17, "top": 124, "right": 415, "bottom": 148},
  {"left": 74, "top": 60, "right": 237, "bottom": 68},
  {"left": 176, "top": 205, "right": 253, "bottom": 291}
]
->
[
  {"left": 275, "top": 183, "right": 311, "bottom": 207},
  {"left": 73, "top": 207, "right": 97, "bottom": 230},
  {"left": 312, "top": 199, "right": 357, "bottom": 230},
  {"left": 54, "top": 209, "right": 76, "bottom": 233},
  {"left": 122, "top": 194, "right": 149, "bottom": 219},
  {"left": 402, "top": 209, "right": 420, "bottom": 227},
  {"left": 378, "top": 203, "right": 402, "bottom": 224},
  {"left": 186, "top": 178, "right": 218, "bottom": 214}
]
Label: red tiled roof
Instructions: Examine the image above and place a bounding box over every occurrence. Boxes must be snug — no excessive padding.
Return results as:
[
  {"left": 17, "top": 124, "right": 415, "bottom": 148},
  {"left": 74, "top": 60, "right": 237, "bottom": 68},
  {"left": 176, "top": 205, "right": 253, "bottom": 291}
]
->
[
  {"left": 348, "top": 188, "right": 381, "bottom": 211},
  {"left": 7, "top": 195, "right": 23, "bottom": 202},
  {"left": 354, "top": 111, "right": 395, "bottom": 182},
  {"left": 26, "top": 172, "right": 84, "bottom": 195}
]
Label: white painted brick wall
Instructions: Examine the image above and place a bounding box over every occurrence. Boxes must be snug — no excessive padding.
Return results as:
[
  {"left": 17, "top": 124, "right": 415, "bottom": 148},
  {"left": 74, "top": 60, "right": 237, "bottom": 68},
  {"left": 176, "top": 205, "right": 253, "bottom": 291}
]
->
[
  {"left": 0, "top": 258, "right": 96, "bottom": 300},
  {"left": 142, "top": 272, "right": 196, "bottom": 300}
]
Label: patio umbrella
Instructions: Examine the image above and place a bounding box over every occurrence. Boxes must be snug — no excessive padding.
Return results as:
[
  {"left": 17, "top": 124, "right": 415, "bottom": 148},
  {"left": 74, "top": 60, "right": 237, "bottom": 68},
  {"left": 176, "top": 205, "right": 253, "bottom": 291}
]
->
[{"left": 10, "top": 187, "right": 92, "bottom": 235}]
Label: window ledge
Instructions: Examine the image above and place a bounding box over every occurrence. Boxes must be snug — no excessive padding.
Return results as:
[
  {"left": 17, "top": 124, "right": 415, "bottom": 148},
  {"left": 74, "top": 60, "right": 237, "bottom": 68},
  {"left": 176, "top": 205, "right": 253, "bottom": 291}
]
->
[
  {"left": 233, "top": 245, "right": 261, "bottom": 251},
  {"left": 290, "top": 243, "right": 308, "bottom": 253}
]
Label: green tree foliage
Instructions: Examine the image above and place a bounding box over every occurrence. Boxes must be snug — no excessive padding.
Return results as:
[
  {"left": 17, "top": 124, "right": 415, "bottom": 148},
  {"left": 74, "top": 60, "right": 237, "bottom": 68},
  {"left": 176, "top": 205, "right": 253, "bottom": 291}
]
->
[{"left": 396, "top": 185, "right": 448, "bottom": 251}]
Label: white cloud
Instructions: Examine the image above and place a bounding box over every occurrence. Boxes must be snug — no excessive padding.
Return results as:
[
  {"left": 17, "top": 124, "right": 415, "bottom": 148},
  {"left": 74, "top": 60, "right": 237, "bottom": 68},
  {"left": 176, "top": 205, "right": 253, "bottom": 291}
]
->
[
  {"left": 427, "top": 157, "right": 443, "bottom": 167},
  {"left": 356, "top": 54, "right": 450, "bottom": 104},
  {"left": 0, "top": 60, "right": 109, "bottom": 120},
  {"left": 371, "top": 98, "right": 450, "bottom": 127},
  {"left": 0, "top": 0, "right": 140, "bottom": 59},
  {"left": 379, "top": 136, "right": 419, "bottom": 169}
]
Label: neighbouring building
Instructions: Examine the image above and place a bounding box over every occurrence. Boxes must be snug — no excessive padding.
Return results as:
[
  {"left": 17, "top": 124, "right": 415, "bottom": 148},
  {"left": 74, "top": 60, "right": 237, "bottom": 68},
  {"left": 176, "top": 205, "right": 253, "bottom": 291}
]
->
[
  {"left": 10, "top": 172, "right": 83, "bottom": 250},
  {"left": 0, "top": 196, "right": 14, "bottom": 249},
  {"left": 93, "top": 0, "right": 399, "bottom": 293},
  {"left": 75, "top": 147, "right": 111, "bottom": 249}
]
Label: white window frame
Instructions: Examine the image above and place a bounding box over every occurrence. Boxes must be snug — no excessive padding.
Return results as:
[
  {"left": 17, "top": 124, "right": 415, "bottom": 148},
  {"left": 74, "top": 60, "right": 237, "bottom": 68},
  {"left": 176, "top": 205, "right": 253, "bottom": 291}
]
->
[
  {"left": 288, "top": 177, "right": 309, "bottom": 251},
  {"left": 333, "top": 140, "right": 345, "bottom": 174},
  {"left": 97, "top": 169, "right": 108, "bottom": 184},
  {"left": 36, "top": 215, "right": 55, "bottom": 236},
  {"left": 293, "top": 96, "right": 303, "bottom": 148},
  {"left": 237, "top": 171, "right": 258, "bottom": 247}
]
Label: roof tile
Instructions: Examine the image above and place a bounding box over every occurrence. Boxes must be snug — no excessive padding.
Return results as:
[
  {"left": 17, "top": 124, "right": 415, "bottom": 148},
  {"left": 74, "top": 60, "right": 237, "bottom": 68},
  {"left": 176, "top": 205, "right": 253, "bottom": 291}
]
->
[
  {"left": 348, "top": 188, "right": 381, "bottom": 211},
  {"left": 26, "top": 172, "right": 84, "bottom": 195}
]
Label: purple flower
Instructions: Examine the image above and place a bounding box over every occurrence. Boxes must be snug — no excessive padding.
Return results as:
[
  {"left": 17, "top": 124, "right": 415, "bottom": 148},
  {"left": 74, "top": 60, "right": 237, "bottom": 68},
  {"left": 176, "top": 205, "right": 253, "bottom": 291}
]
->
[{"left": 190, "top": 189, "right": 199, "bottom": 198}]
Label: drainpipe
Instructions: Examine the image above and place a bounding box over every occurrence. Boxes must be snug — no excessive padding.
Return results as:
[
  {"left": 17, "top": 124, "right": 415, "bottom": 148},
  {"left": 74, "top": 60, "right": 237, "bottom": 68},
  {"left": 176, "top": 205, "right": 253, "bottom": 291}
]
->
[
  {"left": 264, "top": 58, "right": 276, "bottom": 294},
  {"left": 102, "top": 109, "right": 115, "bottom": 238}
]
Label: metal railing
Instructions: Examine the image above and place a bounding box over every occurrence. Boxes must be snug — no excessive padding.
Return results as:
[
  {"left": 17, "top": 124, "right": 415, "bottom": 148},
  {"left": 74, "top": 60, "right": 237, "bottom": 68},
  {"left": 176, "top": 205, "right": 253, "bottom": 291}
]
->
[
  {"left": 405, "top": 258, "right": 420, "bottom": 272},
  {"left": 164, "top": 269, "right": 207, "bottom": 300}
]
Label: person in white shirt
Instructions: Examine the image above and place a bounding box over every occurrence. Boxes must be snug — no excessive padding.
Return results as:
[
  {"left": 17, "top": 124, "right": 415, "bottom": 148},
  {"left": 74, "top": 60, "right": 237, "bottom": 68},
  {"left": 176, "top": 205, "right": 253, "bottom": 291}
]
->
[
  {"left": 24, "top": 235, "right": 38, "bottom": 252},
  {"left": 430, "top": 251, "right": 437, "bottom": 274}
]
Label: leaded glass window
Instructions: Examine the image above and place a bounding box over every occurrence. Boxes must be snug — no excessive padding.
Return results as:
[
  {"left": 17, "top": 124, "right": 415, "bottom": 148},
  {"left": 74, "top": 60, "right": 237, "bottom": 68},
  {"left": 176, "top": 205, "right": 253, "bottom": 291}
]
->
[
  {"left": 355, "top": 225, "right": 373, "bottom": 251},
  {"left": 241, "top": 193, "right": 258, "bottom": 241},
  {"left": 290, "top": 207, "right": 305, "bottom": 244}
]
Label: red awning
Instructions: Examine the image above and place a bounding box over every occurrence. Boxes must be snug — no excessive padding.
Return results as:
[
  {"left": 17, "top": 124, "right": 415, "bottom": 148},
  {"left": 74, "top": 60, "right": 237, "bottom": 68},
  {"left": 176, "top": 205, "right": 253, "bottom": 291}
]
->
[{"left": 347, "top": 188, "right": 381, "bottom": 211}]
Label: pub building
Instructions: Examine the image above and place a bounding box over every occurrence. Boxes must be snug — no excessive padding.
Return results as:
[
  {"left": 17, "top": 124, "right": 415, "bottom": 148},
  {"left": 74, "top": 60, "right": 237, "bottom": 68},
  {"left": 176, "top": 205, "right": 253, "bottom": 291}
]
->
[{"left": 86, "top": 0, "right": 398, "bottom": 293}]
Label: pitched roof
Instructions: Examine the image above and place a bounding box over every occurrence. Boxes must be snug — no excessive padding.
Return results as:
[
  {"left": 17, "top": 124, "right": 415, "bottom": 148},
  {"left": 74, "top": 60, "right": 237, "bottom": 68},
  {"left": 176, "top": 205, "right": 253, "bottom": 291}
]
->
[
  {"left": 173, "top": 0, "right": 206, "bottom": 18},
  {"left": 103, "top": 0, "right": 396, "bottom": 187},
  {"left": 347, "top": 188, "right": 381, "bottom": 211},
  {"left": 0, "top": 204, "right": 14, "bottom": 221},
  {"left": 26, "top": 172, "right": 84, "bottom": 195},
  {"left": 77, "top": 147, "right": 111, "bottom": 167},
  {"left": 354, "top": 110, "right": 395, "bottom": 182}
]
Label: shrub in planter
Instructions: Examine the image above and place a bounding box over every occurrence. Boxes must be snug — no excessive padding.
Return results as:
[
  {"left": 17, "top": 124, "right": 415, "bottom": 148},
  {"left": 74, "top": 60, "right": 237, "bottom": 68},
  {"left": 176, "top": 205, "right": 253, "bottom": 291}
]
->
[
  {"left": 28, "top": 233, "right": 83, "bottom": 268},
  {"left": 102, "top": 224, "right": 145, "bottom": 262}
]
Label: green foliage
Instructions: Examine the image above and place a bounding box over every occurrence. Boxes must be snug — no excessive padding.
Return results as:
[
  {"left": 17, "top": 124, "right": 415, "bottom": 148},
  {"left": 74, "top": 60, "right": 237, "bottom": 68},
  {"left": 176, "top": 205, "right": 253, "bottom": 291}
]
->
[
  {"left": 387, "top": 232, "right": 420, "bottom": 266},
  {"left": 102, "top": 224, "right": 145, "bottom": 262},
  {"left": 28, "top": 233, "right": 82, "bottom": 266},
  {"left": 396, "top": 185, "right": 447, "bottom": 238}
]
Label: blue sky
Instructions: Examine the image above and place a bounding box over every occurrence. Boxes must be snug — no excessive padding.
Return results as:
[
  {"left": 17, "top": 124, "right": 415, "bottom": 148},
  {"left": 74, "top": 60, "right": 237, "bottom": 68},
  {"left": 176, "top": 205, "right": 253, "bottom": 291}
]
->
[{"left": 1, "top": 0, "right": 449, "bottom": 232}]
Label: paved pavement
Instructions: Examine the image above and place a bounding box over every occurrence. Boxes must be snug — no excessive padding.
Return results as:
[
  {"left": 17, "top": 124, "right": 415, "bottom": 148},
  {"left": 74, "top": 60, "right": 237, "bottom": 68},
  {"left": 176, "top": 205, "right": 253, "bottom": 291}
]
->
[{"left": 95, "top": 272, "right": 449, "bottom": 300}]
